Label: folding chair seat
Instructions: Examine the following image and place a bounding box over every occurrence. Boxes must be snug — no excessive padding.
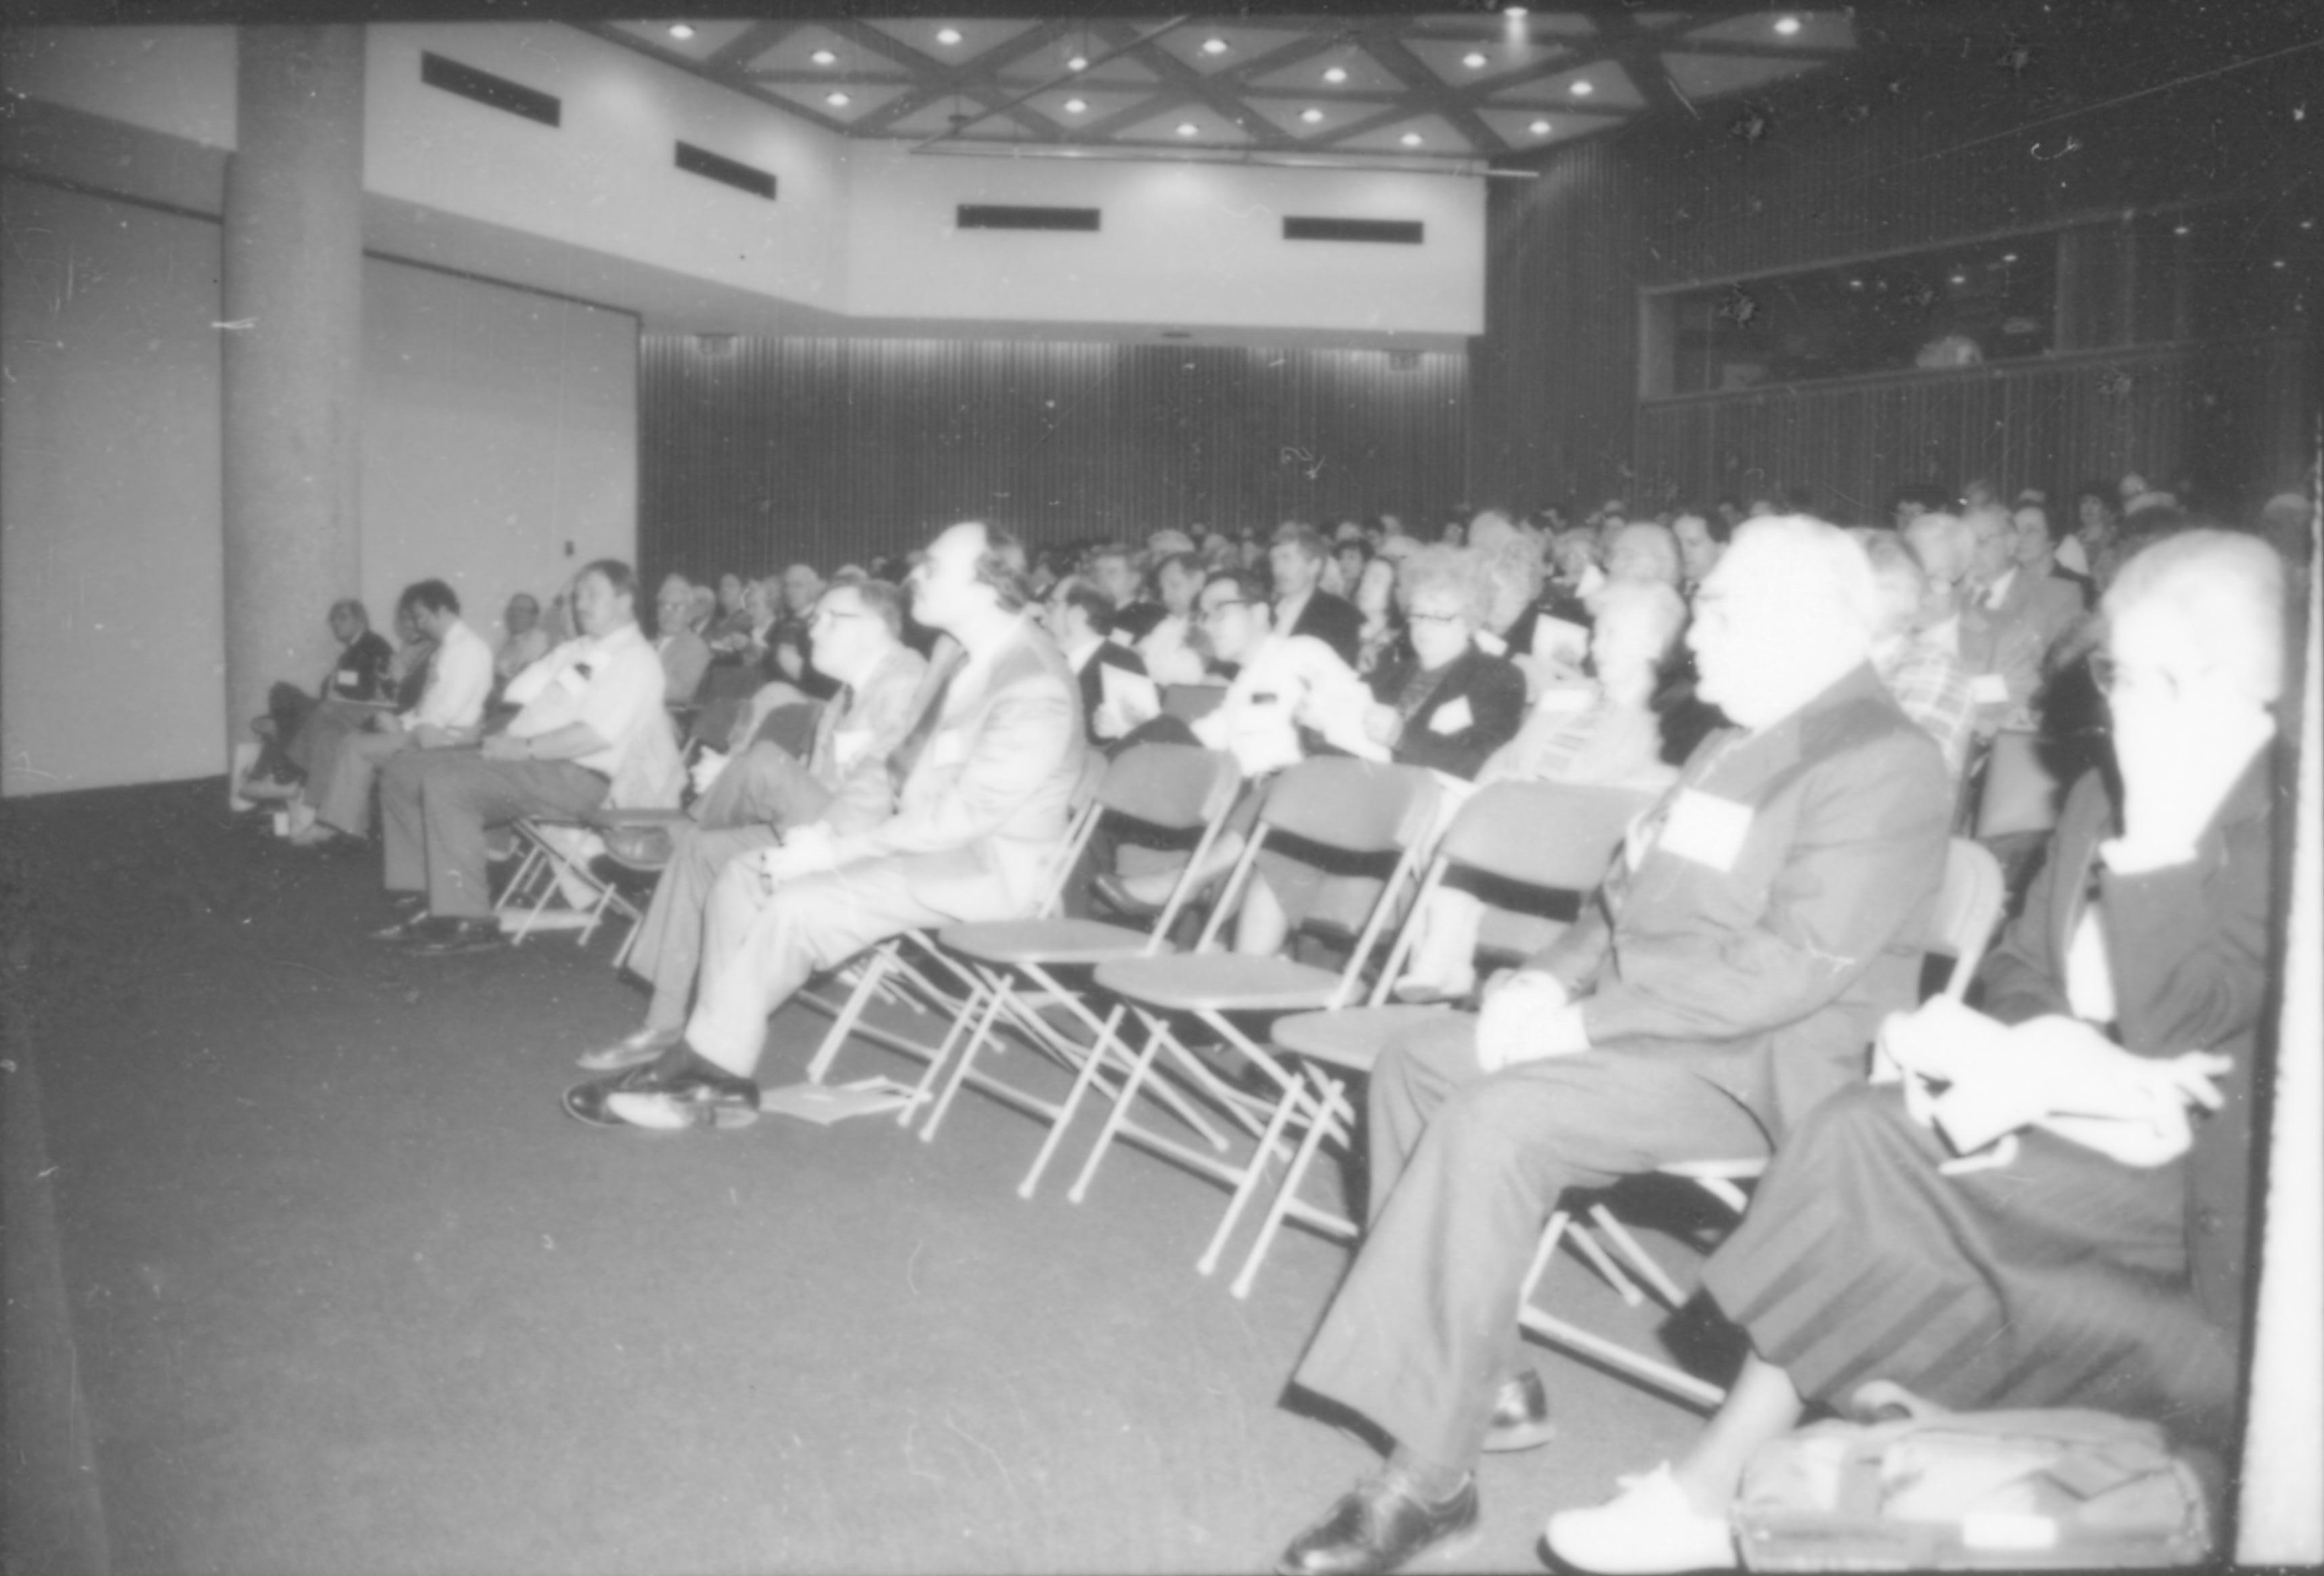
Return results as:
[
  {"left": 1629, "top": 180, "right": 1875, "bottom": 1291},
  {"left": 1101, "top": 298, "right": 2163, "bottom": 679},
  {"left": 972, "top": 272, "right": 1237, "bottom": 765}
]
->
[
  {"left": 905, "top": 744, "right": 1245, "bottom": 1194},
  {"left": 1071, "top": 757, "right": 1444, "bottom": 1282},
  {"left": 795, "top": 749, "right": 1110, "bottom": 1089},
  {"left": 1237, "top": 780, "right": 1654, "bottom": 1298},
  {"left": 494, "top": 816, "right": 649, "bottom": 951},
  {"left": 1513, "top": 834, "right": 2008, "bottom": 1409}
]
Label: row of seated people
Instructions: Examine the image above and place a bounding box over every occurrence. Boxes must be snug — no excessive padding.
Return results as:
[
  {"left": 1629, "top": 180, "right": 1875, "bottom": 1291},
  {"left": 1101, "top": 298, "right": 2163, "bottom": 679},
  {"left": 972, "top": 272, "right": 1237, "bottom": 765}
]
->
[{"left": 251, "top": 497, "right": 2292, "bottom": 1573}]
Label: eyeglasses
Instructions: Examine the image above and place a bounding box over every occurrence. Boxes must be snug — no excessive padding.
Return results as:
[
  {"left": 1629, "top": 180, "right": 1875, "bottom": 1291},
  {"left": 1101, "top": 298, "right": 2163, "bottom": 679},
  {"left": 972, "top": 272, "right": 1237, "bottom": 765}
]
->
[
  {"left": 2088, "top": 653, "right": 2185, "bottom": 702},
  {"left": 1406, "top": 610, "right": 1467, "bottom": 628},
  {"left": 1198, "top": 599, "right": 1254, "bottom": 624}
]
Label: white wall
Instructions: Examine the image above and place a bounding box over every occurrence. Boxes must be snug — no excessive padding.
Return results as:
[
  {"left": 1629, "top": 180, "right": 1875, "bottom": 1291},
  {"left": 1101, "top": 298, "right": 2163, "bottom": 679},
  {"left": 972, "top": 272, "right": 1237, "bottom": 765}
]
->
[
  {"left": 842, "top": 144, "right": 1484, "bottom": 337},
  {"left": 360, "top": 259, "right": 637, "bottom": 649},
  {"left": 1, "top": 179, "right": 228, "bottom": 795}
]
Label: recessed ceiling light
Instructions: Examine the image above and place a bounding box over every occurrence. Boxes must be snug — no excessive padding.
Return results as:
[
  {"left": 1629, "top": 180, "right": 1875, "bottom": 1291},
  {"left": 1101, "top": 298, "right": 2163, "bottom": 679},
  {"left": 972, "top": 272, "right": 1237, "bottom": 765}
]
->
[
  {"left": 2174, "top": 223, "right": 2192, "bottom": 236},
  {"left": 1570, "top": 79, "right": 1594, "bottom": 96},
  {"left": 1463, "top": 51, "right": 1488, "bottom": 68},
  {"left": 667, "top": 24, "right": 694, "bottom": 41},
  {"left": 1064, "top": 97, "right": 1087, "bottom": 113},
  {"left": 1948, "top": 273, "right": 1967, "bottom": 285},
  {"left": 936, "top": 28, "right": 962, "bottom": 46},
  {"left": 1848, "top": 278, "right": 1864, "bottom": 288},
  {"left": 1301, "top": 108, "right": 1325, "bottom": 124},
  {"left": 1201, "top": 37, "right": 1228, "bottom": 55},
  {"left": 1323, "top": 66, "right": 1348, "bottom": 84},
  {"left": 1400, "top": 131, "right": 1423, "bottom": 146},
  {"left": 1530, "top": 118, "right": 1551, "bottom": 134},
  {"left": 1773, "top": 15, "right": 1802, "bottom": 36},
  {"left": 1067, "top": 54, "right": 1088, "bottom": 70},
  {"left": 825, "top": 91, "right": 850, "bottom": 107},
  {"left": 810, "top": 48, "right": 836, "bottom": 65},
  {"left": 1176, "top": 122, "right": 1199, "bottom": 137},
  {"left": 2273, "top": 258, "right": 2287, "bottom": 269}
]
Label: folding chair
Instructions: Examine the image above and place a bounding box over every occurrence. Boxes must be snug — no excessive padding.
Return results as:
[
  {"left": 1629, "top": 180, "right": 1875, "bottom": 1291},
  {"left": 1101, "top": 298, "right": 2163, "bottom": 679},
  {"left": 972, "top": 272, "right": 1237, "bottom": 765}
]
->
[
  {"left": 495, "top": 816, "right": 649, "bottom": 952},
  {"left": 909, "top": 744, "right": 1245, "bottom": 1197},
  {"left": 1073, "top": 757, "right": 1444, "bottom": 1281},
  {"left": 1514, "top": 834, "right": 2008, "bottom": 1409},
  {"left": 1238, "top": 780, "right": 1655, "bottom": 1298},
  {"left": 794, "top": 750, "right": 1109, "bottom": 1088}
]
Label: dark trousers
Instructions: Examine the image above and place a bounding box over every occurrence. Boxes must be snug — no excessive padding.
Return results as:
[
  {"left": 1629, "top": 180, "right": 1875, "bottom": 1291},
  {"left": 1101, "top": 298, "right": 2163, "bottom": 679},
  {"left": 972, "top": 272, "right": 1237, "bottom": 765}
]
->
[
  {"left": 380, "top": 749, "right": 608, "bottom": 919},
  {"left": 1293, "top": 1019, "right": 1765, "bottom": 1470}
]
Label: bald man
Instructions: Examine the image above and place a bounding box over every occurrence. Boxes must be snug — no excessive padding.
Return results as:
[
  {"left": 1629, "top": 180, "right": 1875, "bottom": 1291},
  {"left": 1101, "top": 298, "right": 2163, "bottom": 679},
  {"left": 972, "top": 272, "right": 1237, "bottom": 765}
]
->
[{"left": 1273, "top": 517, "right": 1954, "bottom": 1576}]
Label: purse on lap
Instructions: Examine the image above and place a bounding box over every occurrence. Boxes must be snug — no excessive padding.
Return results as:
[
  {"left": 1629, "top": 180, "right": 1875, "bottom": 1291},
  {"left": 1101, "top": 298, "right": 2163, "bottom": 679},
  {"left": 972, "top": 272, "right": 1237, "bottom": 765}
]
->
[{"left": 1734, "top": 1399, "right": 2210, "bottom": 1569}]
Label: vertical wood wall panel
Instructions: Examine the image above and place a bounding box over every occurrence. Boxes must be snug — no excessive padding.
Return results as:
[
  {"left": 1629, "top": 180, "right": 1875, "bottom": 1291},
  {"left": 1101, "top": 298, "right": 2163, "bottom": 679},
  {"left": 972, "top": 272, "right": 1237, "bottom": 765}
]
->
[
  {"left": 1472, "top": 35, "right": 2318, "bottom": 517},
  {"left": 641, "top": 338, "right": 1467, "bottom": 579}
]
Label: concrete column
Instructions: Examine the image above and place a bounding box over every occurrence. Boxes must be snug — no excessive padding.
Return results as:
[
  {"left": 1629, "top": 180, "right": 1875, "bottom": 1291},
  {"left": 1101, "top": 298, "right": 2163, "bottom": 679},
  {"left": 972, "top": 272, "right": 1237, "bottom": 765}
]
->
[{"left": 221, "top": 25, "right": 365, "bottom": 756}]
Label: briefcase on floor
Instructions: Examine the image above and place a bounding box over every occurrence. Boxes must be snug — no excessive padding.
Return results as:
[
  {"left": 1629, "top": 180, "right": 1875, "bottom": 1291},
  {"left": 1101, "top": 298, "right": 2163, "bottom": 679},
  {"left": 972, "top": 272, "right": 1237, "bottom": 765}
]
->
[{"left": 1734, "top": 1405, "right": 2210, "bottom": 1570}]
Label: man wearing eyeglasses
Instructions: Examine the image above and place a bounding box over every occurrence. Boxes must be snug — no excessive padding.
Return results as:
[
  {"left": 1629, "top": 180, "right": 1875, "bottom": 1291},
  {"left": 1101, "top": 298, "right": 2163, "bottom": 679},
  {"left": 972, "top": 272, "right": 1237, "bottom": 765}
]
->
[
  {"left": 1188, "top": 568, "right": 1379, "bottom": 779},
  {"left": 576, "top": 578, "right": 928, "bottom": 1073},
  {"left": 563, "top": 521, "right": 1086, "bottom": 1130}
]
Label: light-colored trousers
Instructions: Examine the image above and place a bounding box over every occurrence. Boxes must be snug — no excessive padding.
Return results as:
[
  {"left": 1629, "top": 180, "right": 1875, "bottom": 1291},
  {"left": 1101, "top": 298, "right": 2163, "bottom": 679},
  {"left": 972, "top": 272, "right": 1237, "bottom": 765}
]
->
[{"left": 309, "top": 726, "right": 412, "bottom": 838}]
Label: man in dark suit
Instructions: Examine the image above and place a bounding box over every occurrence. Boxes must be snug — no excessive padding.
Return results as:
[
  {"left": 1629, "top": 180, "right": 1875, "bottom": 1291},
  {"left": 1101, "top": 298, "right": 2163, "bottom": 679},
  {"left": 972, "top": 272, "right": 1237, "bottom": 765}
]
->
[
  {"left": 1270, "top": 523, "right": 1364, "bottom": 668},
  {"left": 1044, "top": 574, "right": 1154, "bottom": 747},
  {"left": 1088, "top": 542, "right": 1166, "bottom": 644},
  {"left": 1273, "top": 517, "right": 1954, "bottom": 1576}
]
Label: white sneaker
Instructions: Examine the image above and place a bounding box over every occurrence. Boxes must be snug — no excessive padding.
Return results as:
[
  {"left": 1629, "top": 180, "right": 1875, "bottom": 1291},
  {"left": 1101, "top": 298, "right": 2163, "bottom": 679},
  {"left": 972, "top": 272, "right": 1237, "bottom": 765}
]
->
[{"left": 1544, "top": 1463, "right": 1734, "bottom": 1573}]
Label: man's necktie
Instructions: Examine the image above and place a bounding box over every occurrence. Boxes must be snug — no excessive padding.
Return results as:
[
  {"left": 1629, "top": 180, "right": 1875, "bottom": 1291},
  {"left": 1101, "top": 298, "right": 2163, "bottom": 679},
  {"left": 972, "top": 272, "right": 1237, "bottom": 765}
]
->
[{"left": 886, "top": 649, "right": 966, "bottom": 797}]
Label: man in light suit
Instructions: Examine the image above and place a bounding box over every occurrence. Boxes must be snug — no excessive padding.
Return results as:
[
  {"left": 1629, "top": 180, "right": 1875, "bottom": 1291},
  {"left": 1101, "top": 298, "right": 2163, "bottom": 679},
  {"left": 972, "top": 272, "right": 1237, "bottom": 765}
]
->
[
  {"left": 1272, "top": 518, "right": 1954, "bottom": 1576},
  {"left": 576, "top": 577, "right": 928, "bottom": 1072},
  {"left": 1957, "top": 504, "right": 2086, "bottom": 734},
  {"left": 563, "top": 521, "right": 1088, "bottom": 1131}
]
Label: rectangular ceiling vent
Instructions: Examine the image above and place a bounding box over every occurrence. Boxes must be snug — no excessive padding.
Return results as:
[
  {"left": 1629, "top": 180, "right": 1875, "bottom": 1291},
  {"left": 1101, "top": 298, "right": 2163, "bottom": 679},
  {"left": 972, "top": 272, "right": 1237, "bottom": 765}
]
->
[
  {"left": 421, "top": 52, "right": 561, "bottom": 128},
  {"left": 676, "top": 142, "right": 777, "bottom": 200},
  {"left": 1283, "top": 217, "right": 1425, "bottom": 245},
  {"left": 957, "top": 204, "right": 1102, "bottom": 233}
]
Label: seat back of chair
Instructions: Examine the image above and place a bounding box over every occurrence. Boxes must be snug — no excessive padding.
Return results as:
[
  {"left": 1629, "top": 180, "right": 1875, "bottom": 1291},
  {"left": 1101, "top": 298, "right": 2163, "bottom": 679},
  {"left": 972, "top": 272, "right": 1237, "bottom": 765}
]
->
[
  {"left": 1253, "top": 756, "right": 1444, "bottom": 856},
  {"left": 1098, "top": 743, "right": 1241, "bottom": 833},
  {"left": 1926, "top": 837, "right": 2006, "bottom": 1000},
  {"left": 1029, "top": 750, "right": 1115, "bottom": 919}
]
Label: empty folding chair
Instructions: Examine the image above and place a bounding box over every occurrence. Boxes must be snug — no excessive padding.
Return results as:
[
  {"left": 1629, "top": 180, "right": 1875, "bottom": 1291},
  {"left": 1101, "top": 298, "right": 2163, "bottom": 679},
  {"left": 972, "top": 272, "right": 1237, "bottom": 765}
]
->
[
  {"left": 1514, "top": 834, "right": 2008, "bottom": 1409},
  {"left": 795, "top": 750, "right": 1110, "bottom": 1089},
  {"left": 1239, "top": 780, "right": 1654, "bottom": 1298},
  {"left": 909, "top": 743, "right": 1244, "bottom": 1196},
  {"left": 1071, "top": 757, "right": 1444, "bottom": 1281}
]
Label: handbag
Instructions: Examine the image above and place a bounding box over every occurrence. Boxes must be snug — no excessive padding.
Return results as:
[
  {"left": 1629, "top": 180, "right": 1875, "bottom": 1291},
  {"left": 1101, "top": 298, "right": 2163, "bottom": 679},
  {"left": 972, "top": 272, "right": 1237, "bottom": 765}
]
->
[{"left": 1734, "top": 1393, "right": 2210, "bottom": 1570}]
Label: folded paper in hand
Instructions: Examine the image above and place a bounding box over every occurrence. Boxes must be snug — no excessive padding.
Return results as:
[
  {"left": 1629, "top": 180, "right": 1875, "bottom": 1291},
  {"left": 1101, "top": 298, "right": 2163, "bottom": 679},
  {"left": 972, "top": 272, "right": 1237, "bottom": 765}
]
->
[
  {"left": 758, "top": 1075, "right": 929, "bottom": 1126},
  {"left": 1100, "top": 661, "right": 1161, "bottom": 728}
]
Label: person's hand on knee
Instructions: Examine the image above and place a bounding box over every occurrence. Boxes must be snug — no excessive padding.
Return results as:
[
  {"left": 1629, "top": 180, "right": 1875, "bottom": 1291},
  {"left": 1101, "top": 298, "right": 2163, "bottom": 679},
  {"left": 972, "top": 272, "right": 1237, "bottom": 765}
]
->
[{"left": 1477, "top": 971, "right": 1587, "bottom": 1071}]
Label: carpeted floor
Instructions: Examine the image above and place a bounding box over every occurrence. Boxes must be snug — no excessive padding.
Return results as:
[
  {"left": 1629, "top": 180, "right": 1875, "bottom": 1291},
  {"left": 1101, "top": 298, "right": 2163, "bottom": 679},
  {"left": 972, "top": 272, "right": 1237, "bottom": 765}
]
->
[{"left": 3, "top": 779, "right": 1717, "bottom": 1576}]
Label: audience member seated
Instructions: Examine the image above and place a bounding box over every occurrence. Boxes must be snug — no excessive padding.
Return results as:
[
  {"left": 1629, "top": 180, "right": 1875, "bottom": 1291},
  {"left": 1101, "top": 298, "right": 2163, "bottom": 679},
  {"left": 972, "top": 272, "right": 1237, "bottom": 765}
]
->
[
  {"left": 1087, "top": 542, "right": 1165, "bottom": 643},
  {"left": 1673, "top": 510, "right": 1729, "bottom": 602},
  {"left": 1544, "top": 529, "right": 2285, "bottom": 1573},
  {"left": 241, "top": 598, "right": 396, "bottom": 800},
  {"left": 1390, "top": 580, "right": 1687, "bottom": 1001},
  {"left": 287, "top": 579, "right": 494, "bottom": 849},
  {"left": 705, "top": 571, "right": 760, "bottom": 658},
  {"left": 651, "top": 573, "right": 713, "bottom": 707},
  {"left": 370, "top": 559, "right": 681, "bottom": 956},
  {"left": 1232, "top": 544, "right": 1528, "bottom": 958},
  {"left": 1853, "top": 529, "right": 1977, "bottom": 784},
  {"left": 1272, "top": 517, "right": 1952, "bottom": 1576},
  {"left": 1044, "top": 575, "right": 1155, "bottom": 747},
  {"left": 387, "top": 601, "right": 439, "bottom": 715},
  {"left": 560, "top": 521, "right": 1088, "bottom": 1131},
  {"left": 1271, "top": 523, "right": 1367, "bottom": 668},
  {"left": 492, "top": 592, "right": 551, "bottom": 693},
  {"left": 1349, "top": 554, "right": 1407, "bottom": 680},
  {"left": 1603, "top": 520, "right": 1724, "bottom": 766},
  {"left": 1134, "top": 550, "right": 1211, "bottom": 686},
  {"left": 1957, "top": 503, "right": 2083, "bottom": 737},
  {"left": 581, "top": 577, "right": 929, "bottom": 1072},
  {"left": 2018, "top": 500, "right": 2092, "bottom": 599}
]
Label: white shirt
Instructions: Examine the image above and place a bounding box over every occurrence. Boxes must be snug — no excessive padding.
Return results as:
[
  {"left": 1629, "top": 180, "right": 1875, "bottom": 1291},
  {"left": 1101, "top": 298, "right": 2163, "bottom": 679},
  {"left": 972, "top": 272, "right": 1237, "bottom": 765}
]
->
[
  {"left": 403, "top": 617, "right": 494, "bottom": 732},
  {"left": 503, "top": 621, "right": 680, "bottom": 804},
  {"left": 1981, "top": 566, "right": 2019, "bottom": 611},
  {"left": 1192, "top": 633, "right": 1381, "bottom": 778}
]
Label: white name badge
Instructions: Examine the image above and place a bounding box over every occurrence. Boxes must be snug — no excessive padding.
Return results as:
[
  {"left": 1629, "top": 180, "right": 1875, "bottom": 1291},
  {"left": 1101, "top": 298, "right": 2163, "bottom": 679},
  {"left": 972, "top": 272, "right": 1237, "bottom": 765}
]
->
[
  {"left": 1429, "top": 695, "right": 1475, "bottom": 736},
  {"left": 1657, "top": 789, "right": 1755, "bottom": 873},
  {"left": 1970, "top": 672, "right": 2010, "bottom": 705}
]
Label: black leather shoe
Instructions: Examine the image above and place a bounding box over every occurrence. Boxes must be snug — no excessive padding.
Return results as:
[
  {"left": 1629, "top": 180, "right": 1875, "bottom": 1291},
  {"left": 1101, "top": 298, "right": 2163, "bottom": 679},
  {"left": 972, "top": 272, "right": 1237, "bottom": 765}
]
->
[
  {"left": 1091, "top": 871, "right": 1164, "bottom": 919},
  {"left": 404, "top": 916, "right": 507, "bottom": 956},
  {"left": 562, "top": 1059, "right": 760, "bottom": 1131},
  {"left": 1276, "top": 1470, "right": 1478, "bottom": 1576},
  {"left": 369, "top": 911, "right": 425, "bottom": 942},
  {"left": 1482, "top": 1369, "right": 1555, "bottom": 1453}
]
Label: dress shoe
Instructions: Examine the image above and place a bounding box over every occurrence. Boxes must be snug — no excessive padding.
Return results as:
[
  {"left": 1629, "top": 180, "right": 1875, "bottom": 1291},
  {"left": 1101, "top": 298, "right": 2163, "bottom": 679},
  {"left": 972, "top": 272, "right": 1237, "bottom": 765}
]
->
[
  {"left": 1276, "top": 1469, "right": 1478, "bottom": 1576},
  {"left": 239, "top": 774, "right": 301, "bottom": 802},
  {"left": 1543, "top": 1463, "right": 1734, "bottom": 1573},
  {"left": 576, "top": 1026, "right": 681, "bottom": 1072},
  {"left": 1482, "top": 1368, "right": 1555, "bottom": 1453},
  {"left": 1091, "top": 871, "right": 1164, "bottom": 919},
  {"left": 563, "top": 1059, "right": 760, "bottom": 1131},
  {"left": 402, "top": 916, "right": 507, "bottom": 956},
  {"left": 369, "top": 911, "right": 426, "bottom": 942}
]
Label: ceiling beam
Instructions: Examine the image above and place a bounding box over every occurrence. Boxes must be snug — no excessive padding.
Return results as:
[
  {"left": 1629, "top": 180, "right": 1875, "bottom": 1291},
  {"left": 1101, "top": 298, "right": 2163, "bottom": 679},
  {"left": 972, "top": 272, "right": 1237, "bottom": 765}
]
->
[{"left": 1092, "top": 17, "right": 1303, "bottom": 151}]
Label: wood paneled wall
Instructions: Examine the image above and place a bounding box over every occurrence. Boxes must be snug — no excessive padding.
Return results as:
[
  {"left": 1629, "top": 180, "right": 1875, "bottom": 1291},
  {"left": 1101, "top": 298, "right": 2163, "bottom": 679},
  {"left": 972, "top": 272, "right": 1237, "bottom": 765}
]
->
[
  {"left": 1472, "top": 22, "right": 2321, "bottom": 516},
  {"left": 639, "top": 336, "right": 1467, "bottom": 581}
]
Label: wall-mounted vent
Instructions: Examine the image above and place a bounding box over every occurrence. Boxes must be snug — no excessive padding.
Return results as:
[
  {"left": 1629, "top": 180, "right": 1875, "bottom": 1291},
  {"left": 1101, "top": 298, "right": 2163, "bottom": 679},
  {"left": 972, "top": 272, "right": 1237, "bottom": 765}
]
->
[
  {"left": 676, "top": 142, "right": 777, "bottom": 200},
  {"left": 421, "top": 52, "right": 561, "bottom": 127},
  {"left": 1283, "top": 217, "right": 1424, "bottom": 245},
  {"left": 957, "top": 204, "right": 1102, "bottom": 233}
]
